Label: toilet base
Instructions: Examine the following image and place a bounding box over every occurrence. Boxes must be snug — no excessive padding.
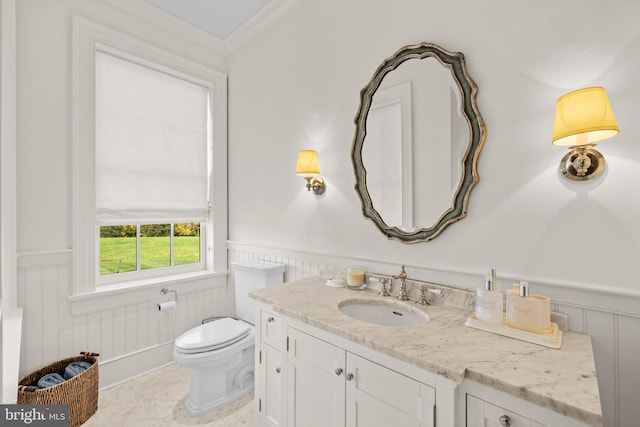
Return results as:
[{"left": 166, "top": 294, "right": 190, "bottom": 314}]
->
[
  {"left": 178, "top": 341, "right": 255, "bottom": 417},
  {"left": 184, "top": 379, "right": 254, "bottom": 416}
]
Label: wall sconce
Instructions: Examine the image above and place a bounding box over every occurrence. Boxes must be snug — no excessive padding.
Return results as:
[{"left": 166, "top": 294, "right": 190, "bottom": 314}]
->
[
  {"left": 295, "top": 150, "right": 326, "bottom": 195},
  {"left": 552, "top": 86, "right": 619, "bottom": 181}
]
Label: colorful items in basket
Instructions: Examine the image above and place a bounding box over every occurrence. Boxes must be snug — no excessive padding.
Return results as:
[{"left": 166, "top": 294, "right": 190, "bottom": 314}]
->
[{"left": 36, "top": 361, "right": 93, "bottom": 389}]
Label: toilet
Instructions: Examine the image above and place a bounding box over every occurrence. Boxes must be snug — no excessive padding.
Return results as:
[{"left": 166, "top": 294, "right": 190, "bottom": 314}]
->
[{"left": 173, "top": 260, "right": 285, "bottom": 416}]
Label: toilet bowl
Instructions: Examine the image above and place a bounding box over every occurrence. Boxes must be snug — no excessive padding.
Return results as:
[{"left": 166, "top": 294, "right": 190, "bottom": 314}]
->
[
  {"left": 173, "top": 317, "right": 255, "bottom": 416},
  {"left": 174, "top": 261, "right": 285, "bottom": 416}
]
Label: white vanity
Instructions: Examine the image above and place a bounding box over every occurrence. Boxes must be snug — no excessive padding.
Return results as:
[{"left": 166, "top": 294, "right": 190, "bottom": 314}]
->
[{"left": 250, "top": 276, "right": 602, "bottom": 427}]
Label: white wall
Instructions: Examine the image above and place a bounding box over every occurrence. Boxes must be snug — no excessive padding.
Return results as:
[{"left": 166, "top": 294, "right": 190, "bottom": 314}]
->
[
  {"left": 15, "top": 0, "right": 232, "bottom": 388},
  {"left": 228, "top": 0, "right": 640, "bottom": 291},
  {"left": 227, "top": 0, "right": 640, "bottom": 425}
]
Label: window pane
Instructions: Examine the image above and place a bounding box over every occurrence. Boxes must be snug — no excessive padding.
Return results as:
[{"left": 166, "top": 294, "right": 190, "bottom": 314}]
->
[
  {"left": 100, "top": 225, "right": 137, "bottom": 275},
  {"left": 140, "top": 224, "right": 170, "bottom": 270},
  {"left": 174, "top": 223, "right": 200, "bottom": 265}
]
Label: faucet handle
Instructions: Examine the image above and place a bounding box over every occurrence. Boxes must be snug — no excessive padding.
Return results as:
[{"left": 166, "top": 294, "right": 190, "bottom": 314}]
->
[
  {"left": 416, "top": 285, "right": 428, "bottom": 306},
  {"left": 379, "top": 278, "right": 390, "bottom": 296},
  {"left": 372, "top": 277, "right": 392, "bottom": 296},
  {"left": 386, "top": 276, "right": 394, "bottom": 293}
]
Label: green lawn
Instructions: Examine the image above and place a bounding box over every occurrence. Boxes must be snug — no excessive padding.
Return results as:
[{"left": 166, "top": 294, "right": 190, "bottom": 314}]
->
[{"left": 100, "top": 236, "right": 200, "bottom": 275}]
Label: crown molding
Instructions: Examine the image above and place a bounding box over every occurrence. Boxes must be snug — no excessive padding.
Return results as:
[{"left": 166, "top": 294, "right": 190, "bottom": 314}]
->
[
  {"left": 225, "top": 0, "right": 299, "bottom": 54},
  {"left": 102, "top": 0, "right": 298, "bottom": 56},
  {"left": 103, "top": 0, "right": 226, "bottom": 55}
]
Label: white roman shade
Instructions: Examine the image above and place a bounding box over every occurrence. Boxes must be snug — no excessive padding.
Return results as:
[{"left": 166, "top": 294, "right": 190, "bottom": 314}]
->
[{"left": 95, "top": 50, "right": 209, "bottom": 225}]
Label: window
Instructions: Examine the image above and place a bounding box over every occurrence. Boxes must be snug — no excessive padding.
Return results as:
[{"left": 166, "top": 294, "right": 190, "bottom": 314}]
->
[
  {"left": 95, "top": 50, "right": 209, "bottom": 284},
  {"left": 72, "top": 17, "right": 227, "bottom": 294}
]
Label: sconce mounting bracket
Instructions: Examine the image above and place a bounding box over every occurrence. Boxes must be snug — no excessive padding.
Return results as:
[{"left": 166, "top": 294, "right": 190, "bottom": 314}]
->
[
  {"left": 309, "top": 177, "right": 326, "bottom": 195},
  {"left": 559, "top": 144, "right": 605, "bottom": 181}
]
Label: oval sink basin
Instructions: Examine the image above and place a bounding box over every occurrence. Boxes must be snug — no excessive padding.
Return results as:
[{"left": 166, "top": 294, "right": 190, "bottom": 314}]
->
[{"left": 338, "top": 299, "right": 429, "bottom": 327}]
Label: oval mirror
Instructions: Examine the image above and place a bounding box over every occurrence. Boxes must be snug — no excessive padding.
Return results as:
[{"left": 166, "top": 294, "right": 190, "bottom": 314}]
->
[{"left": 351, "top": 43, "right": 485, "bottom": 243}]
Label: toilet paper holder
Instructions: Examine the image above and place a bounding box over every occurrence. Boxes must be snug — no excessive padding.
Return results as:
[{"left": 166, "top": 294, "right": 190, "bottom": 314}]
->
[{"left": 160, "top": 287, "right": 178, "bottom": 302}]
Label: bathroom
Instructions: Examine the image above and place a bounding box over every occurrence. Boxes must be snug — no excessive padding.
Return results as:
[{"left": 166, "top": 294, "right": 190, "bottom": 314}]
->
[{"left": 1, "top": 0, "right": 639, "bottom": 426}]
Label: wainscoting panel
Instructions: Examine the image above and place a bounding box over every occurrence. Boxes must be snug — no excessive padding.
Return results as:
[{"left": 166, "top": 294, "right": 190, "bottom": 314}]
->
[
  {"left": 228, "top": 240, "right": 640, "bottom": 427},
  {"left": 586, "top": 309, "right": 617, "bottom": 426},
  {"left": 0, "top": 301, "right": 3, "bottom": 402},
  {"left": 17, "top": 250, "right": 234, "bottom": 389},
  {"left": 1, "top": 304, "right": 23, "bottom": 404},
  {"left": 617, "top": 315, "right": 640, "bottom": 427}
]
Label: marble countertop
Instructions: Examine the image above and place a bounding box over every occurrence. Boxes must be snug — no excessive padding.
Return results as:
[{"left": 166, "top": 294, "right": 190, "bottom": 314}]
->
[{"left": 250, "top": 276, "right": 602, "bottom": 426}]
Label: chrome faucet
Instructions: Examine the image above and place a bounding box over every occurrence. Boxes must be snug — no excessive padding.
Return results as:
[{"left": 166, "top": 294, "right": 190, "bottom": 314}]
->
[{"left": 392, "top": 265, "right": 409, "bottom": 301}]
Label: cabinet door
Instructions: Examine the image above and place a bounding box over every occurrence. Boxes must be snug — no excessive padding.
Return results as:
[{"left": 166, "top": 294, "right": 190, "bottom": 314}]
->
[
  {"left": 258, "top": 344, "right": 285, "bottom": 427},
  {"left": 467, "top": 394, "right": 545, "bottom": 427},
  {"left": 346, "top": 353, "right": 435, "bottom": 427},
  {"left": 287, "top": 328, "right": 346, "bottom": 427}
]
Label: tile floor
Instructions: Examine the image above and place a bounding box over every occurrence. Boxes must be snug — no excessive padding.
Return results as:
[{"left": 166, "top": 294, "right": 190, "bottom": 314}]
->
[{"left": 83, "top": 364, "right": 253, "bottom": 426}]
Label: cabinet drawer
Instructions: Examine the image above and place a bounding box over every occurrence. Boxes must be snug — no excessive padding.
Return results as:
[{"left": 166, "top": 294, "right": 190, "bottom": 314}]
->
[
  {"left": 467, "top": 394, "right": 542, "bottom": 427},
  {"left": 260, "top": 310, "right": 282, "bottom": 349}
]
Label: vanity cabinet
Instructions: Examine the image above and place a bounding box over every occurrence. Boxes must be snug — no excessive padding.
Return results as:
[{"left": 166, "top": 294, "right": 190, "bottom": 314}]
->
[
  {"left": 253, "top": 293, "right": 598, "bottom": 427},
  {"left": 255, "top": 302, "right": 439, "bottom": 427},
  {"left": 287, "top": 328, "right": 435, "bottom": 427}
]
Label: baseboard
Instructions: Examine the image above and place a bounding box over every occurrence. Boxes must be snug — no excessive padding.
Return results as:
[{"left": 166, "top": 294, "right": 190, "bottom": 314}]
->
[{"left": 98, "top": 341, "right": 175, "bottom": 390}]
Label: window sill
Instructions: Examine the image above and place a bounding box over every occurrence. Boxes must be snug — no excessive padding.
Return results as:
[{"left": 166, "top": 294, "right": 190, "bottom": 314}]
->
[{"left": 69, "top": 270, "right": 228, "bottom": 316}]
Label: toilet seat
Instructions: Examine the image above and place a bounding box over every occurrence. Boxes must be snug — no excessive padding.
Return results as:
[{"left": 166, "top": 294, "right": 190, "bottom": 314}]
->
[{"left": 175, "top": 317, "right": 250, "bottom": 354}]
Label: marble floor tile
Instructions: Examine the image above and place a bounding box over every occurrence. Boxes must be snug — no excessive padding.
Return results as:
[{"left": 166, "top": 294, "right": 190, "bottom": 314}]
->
[{"left": 83, "top": 364, "right": 254, "bottom": 427}]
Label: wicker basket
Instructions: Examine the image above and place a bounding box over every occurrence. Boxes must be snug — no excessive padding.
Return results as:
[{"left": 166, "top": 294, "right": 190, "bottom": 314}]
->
[{"left": 17, "top": 352, "right": 99, "bottom": 427}]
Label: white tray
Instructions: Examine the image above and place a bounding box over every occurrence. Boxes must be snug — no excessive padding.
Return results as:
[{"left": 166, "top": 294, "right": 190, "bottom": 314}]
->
[{"left": 465, "top": 313, "right": 563, "bottom": 349}]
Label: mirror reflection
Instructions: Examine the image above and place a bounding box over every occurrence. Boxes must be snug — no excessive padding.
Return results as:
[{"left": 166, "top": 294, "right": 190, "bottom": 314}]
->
[
  {"left": 363, "top": 57, "right": 469, "bottom": 231},
  {"left": 352, "top": 43, "right": 485, "bottom": 243}
]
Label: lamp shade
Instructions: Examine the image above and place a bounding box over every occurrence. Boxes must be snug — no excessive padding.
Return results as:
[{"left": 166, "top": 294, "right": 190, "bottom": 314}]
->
[
  {"left": 552, "top": 86, "right": 619, "bottom": 147},
  {"left": 296, "top": 150, "right": 320, "bottom": 176}
]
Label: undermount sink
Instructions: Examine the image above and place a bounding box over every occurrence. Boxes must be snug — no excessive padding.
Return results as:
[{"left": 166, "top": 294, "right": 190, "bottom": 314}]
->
[{"left": 338, "top": 299, "right": 429, "bottom": 327}]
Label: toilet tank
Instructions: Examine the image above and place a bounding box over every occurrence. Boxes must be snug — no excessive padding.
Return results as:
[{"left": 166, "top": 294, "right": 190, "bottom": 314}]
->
[{"left": 231, "top": 260, "right": 285, "bottom": 325}]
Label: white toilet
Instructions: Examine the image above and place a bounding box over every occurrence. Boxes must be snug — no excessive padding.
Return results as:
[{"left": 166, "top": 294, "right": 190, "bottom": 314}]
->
[{"left": 173, "top": 260, "right": 285, "bottom": 416}]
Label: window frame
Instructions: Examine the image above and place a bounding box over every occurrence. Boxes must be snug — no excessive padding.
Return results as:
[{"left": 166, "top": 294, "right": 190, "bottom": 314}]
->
[
  {"left": 72, "top": 16, "right": 227, "bottom": 295},
  {"left": 97, "top": 222, "right": 206, "bottom": 285}
]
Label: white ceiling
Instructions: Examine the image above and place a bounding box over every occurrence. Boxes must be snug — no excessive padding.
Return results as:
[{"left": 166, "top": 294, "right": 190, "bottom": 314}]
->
[{"left": 143, "top": 0, "right": 271, "bottom": 40}]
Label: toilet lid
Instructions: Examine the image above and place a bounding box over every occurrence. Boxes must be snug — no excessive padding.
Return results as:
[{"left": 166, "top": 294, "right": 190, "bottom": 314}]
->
[{"left": 175, "top": 317, "right": 250, "bottom": 354}]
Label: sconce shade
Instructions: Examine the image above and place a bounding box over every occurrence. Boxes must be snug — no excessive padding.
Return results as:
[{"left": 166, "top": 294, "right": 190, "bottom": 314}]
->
[
  {"left": 552, "top": 86, "right": 619, "bottom": 147},
  {"left": 296, "top": 150, "right": 320, "bottom": 176}
]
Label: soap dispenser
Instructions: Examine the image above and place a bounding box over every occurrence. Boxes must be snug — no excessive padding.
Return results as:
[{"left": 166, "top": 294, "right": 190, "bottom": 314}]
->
[
  {"left": 475, "top": 274, "right": 503, "bottom": 324},
  {"left": 506, "top": 281, "right": 551, "bottom": 333},
  {"left": 488, "top": 268, "right": 501, "bottom": 292}
]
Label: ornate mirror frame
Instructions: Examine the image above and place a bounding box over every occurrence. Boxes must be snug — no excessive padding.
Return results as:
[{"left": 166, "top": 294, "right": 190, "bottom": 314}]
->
[{"left": 351, "top": 42, "right": 485, "bottom": 243}]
